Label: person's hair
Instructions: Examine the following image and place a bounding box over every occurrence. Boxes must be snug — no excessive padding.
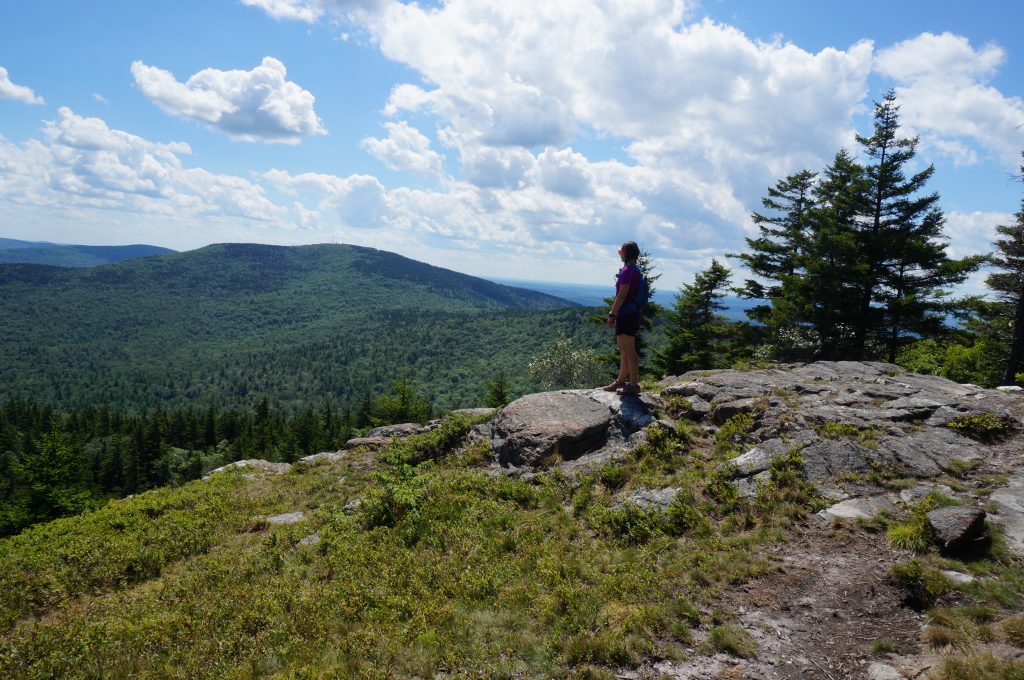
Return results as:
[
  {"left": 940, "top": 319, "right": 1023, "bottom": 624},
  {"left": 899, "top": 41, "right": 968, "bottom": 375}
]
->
[{"left": 620, "top": 241, "right": 640, "bottom": 262}]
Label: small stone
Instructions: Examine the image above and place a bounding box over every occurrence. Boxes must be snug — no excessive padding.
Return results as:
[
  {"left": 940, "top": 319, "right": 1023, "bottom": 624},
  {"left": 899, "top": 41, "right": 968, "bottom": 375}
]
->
[
  {"left": 298, "top": 532, "right": 320, "bottom": 546},
  {"left": 364, "top": 422, "right": 426, "bottom": 439},
  {"left": 266, "top": 511, "right": 305, "bottom": 525},
  {"left": 344, "top": 436, "right": 391, "bottom": 449},
  {"left": 941, "top": 570, "right": 975, "bottom": 585},
  {"left": 819, "top": 496, "right": 895, "bottom": 521},
  {"left": 710, "top": 397, "right": 762, "bottom": 425},
  {"left": 866, "top": 662, "right": 904, "bottom": 680},
  {"left": 299, "top": 450, "right": 345, "bottom": 464},
  {"left": 899, "top": 483, "right": 955, "bottom": 504},
  {"left": 614, "top": 487, "right": 680, "bottom": 510},
  {"left": 204, "top": 459, "right": 291, "bottom": 479},
  {"left": 997, "top": 385, "right": 1023, "bottom": 392}
]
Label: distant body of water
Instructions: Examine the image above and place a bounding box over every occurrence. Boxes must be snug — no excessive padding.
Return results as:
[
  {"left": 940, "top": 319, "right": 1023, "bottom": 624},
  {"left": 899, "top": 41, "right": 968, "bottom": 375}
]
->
[{"left": 488, "top": 277, "right": 759, "bottom": 321}]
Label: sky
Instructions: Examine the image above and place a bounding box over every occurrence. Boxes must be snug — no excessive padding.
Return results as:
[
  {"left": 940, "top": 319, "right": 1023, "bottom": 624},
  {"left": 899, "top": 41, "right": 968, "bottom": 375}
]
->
[{"left": 1, "top": 0, "right": 1023, "bottom": 293}]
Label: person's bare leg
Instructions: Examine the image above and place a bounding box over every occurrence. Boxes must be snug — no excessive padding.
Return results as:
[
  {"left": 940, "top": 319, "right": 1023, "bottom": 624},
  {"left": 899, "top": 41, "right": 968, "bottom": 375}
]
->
[
  {"left": 616, "top": 334, "right": 629, "bottom": 382},
  {"left": 620, "top": 334, "right": 639, "bottom": 385}
]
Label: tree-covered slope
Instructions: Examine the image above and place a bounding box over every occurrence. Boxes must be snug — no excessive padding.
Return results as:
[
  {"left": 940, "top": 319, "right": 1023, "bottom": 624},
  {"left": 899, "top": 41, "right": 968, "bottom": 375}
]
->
[
  {"left": 0, "top": 243, "right": 598, "bottom": 411},
  {"left": 0, "top": 239, "right": 175, "bottom": 266}
]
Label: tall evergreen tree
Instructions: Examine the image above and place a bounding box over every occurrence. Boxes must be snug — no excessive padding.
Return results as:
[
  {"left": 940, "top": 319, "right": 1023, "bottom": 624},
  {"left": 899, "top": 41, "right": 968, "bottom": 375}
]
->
[
  {"left": 654, "top": 260, "right": 734, "bottom": 375},
  {"left": 852, "top": 90, "right": 982, "bottom": 361},
  {"left": 732, "top": 170, "right": 817, "bottom": 356},
  {"left": 736, "top": 170, "right": 817, "bottom": 306},
  {"left": 987, "top": 152, "right": 1024, "bottom": 384},
  {"left": 802, "top": 150, "right": 871, "bottom": 358}
]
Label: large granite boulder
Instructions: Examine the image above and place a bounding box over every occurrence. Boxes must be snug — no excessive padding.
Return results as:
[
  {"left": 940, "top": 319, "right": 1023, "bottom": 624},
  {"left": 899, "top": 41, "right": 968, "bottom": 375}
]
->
[{"left": 485, "top": 389, "right": 656, "bottom": 468}]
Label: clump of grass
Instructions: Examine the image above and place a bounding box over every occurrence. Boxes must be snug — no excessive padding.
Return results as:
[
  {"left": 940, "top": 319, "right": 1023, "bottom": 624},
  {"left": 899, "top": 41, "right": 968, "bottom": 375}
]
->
[
  {"left": 814, "top": 421, "right": 883, "bottom": 449},
  {"left": 890, "top": 559, "right": 949, "bottom": 610},
  {"left": 931, "top": 652, "right": 1024, "bottom": 679},
  {"left": 922, "top": 625, "right": 962, "bottom": 648},
  {"left": 870, "top": 639, "right": 897, "bottom": 654},
  {"left": 754, "top": 448, "right": 823, "bottom": 522},
  {"left": 703, "top": 468, "right": 747, "bottom": 517},
  {"left": 945, "top": 457, "right": 982, "bottom": 478},
  {"left": 886, "top": 492, "right": 960, "bottom": 553},
  {"left": 1001, "top": 613, "right": 1024, "bottom": 647},
  {"left": 590, "top": 502, "right": 667, "bottom": 544},
  {"left": 663, "top": 395, "right": 693, "bottom": 414},
  {"left": 708, "top": 624, "right": 758, "bottom": 659},
  {"left": 632, "top": 421, "right": 690, "bottom": 463},
  {"left": 923, "top": 607, "right": 997, "bottom": 649},
  {"left": 945, "top": 413, "right": 1014, "bottom": 442}
]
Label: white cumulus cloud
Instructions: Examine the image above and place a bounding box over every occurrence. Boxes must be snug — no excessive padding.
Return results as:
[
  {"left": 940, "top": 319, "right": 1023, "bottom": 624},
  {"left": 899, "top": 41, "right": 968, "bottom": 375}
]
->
[
  {"left": 0, "top": 108, "right": 283, "bottom": 224},
  {"left": 360, "top": 121, "right": 444, "bottom": 176},
  {"left": 0, "top": 66, "right": 44, "bottom": 105},
  {"left": 875, "top": 33, "right": 1024, "bottom": 167},
  {"left": 131, "top": 57, "right": 326, "bottom": 144}
]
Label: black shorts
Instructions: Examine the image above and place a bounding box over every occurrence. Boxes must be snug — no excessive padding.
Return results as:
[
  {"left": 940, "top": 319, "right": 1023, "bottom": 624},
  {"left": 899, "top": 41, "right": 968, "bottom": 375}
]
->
[{"left": 615, "top": 312, "right": 640, "bottom": 337}]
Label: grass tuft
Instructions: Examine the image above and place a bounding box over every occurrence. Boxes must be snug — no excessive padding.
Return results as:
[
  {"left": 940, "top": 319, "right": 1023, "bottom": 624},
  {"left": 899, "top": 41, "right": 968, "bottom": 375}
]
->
[{"left": 708, "top": 624, "right": 758, "bottom": 659}]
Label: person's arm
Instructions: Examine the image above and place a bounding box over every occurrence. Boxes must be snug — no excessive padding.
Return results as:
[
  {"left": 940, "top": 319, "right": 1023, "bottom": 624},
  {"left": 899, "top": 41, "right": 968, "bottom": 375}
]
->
[{"left": 606, "top": 283, "right": 630, "bottom": 327}]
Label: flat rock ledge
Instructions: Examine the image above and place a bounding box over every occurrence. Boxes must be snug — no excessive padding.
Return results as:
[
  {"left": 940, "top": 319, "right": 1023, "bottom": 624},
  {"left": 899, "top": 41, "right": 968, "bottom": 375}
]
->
[
  {"left": 661, "top": 361, "right": 1019, "bottom": 485},
  {"left": 481, "top": 389, "right": 657, "bottom": 470},
  {"left": 204, "top": 459, "right": 292, "bottom": 479}
]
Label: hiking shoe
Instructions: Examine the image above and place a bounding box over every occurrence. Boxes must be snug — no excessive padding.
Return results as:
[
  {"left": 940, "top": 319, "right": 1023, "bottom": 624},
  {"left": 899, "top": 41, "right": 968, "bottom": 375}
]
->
[
  {"left": 616, "top": 383, "right": 641, "bottom": 396},
  {"left": 601, "top": 379, "right": 627, "bottom": 392}
]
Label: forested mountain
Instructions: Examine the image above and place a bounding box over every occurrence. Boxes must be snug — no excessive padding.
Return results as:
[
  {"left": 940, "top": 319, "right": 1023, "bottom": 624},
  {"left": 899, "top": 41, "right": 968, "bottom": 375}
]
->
[
  {"left": 0, "top": 238, "right": 175, "bottom": 266},
  {"left": 0, "top": 243, "right": 602, "bottom": 412}
]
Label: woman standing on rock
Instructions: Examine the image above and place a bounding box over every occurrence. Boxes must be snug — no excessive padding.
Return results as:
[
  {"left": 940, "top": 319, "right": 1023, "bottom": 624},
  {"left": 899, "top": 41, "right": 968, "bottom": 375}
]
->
[{"left": 603, "top": 241, "right": 642, "bottom": 395}]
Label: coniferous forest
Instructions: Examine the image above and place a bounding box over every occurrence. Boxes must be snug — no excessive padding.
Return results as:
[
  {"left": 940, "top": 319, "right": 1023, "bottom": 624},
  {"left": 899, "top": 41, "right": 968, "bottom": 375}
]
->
[{"left": 2, "top": 92, "right": 1023, "bottom": 538}]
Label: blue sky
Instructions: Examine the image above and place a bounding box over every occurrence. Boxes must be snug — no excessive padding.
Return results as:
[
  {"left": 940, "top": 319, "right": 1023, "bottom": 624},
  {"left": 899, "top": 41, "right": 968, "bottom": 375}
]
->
[{"left": 1, "top": 0, "right": 1022, "bottom": 293}]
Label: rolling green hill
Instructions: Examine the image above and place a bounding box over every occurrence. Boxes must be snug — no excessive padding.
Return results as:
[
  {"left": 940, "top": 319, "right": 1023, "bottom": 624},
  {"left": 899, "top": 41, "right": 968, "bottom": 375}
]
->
[
  {"left": 0, "top": 243, "right": 607, "bottom": 412},
  {"left": 0, "top": 238, "right": 175, "bottom": 266}
]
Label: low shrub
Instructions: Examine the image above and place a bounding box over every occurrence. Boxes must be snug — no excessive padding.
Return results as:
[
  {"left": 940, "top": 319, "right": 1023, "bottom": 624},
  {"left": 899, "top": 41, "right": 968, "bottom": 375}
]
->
[
  {"left": 946, "top": 413, "right": 1014, "bottom": 443},
  {"left": 715, "top": 413, "right": 755, "bottom": 457}
]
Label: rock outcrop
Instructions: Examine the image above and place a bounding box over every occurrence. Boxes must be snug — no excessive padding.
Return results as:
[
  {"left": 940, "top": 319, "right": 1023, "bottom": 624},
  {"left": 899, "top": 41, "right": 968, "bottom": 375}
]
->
[
  {"left": 480, "top": 389, "right": 657, "bottom": 469},
  {"left": 660, "top": 361, "right": 1017, "bottom": 488}
]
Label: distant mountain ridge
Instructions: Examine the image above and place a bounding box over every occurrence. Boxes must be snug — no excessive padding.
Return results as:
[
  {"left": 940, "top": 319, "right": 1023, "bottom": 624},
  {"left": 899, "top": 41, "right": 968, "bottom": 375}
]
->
[
  {"left": 0, "top": 242, "right": 595, "bottom": 412},
  {"left": 0, "top": 238, "right": 175, "bottom": 266}
]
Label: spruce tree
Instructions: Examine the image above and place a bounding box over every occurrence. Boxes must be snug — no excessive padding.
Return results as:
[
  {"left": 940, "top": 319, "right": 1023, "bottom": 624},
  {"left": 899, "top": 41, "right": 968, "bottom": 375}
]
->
[
  {"left": 732, "top": 170, "right": 816, "bottom": 356},
  {"left": 654, "top": 259, "right": 733, "bottom": 375},
  {"left": 736, "top": 169, "right": 817, "bottom": 304},
  {"left": 484, "top": 369, "right": 512, "bottom": 408},
  {"left": 802, "top": 150, "right": 871, "bottom": 358},
  {"left": 987, "top": 152, "right": 1024, "bottom": 384},
  {"left": 852, "top": 90, "right": 982, "bottom": 361}
]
